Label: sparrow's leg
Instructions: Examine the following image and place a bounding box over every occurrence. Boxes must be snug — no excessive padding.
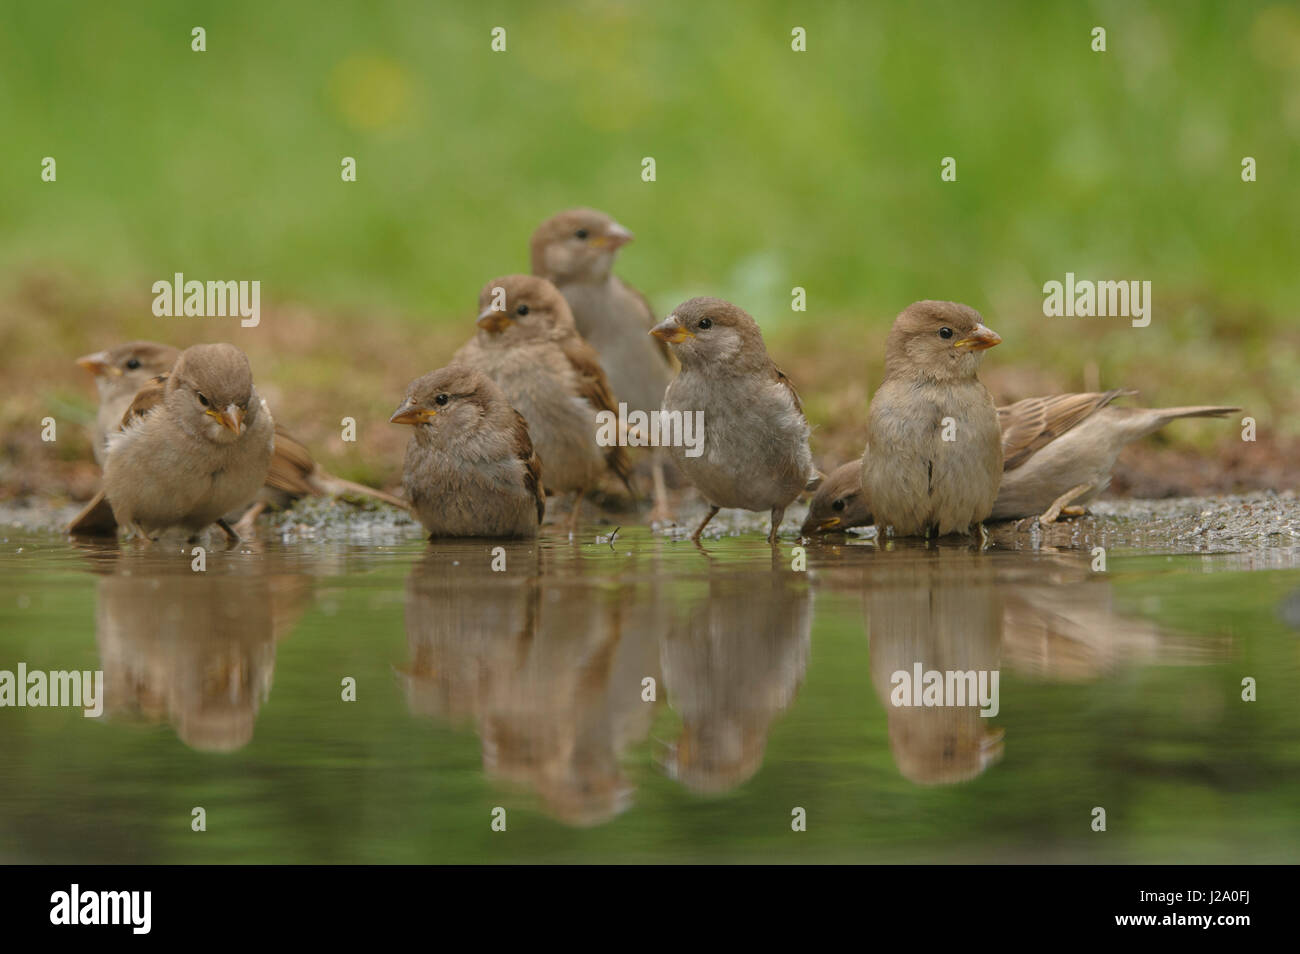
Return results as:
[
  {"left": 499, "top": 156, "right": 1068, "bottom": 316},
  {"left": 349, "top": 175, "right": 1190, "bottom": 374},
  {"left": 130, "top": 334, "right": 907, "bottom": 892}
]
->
[
  {"left": 1039, "top": 483, "right": 1094, "bottom": 525},
  {"left": 216, "top": 518, "right": 242, "bottom": 545},
  {"left": 690, "top": 505, "right": 721, "bottom": 542},
  {"left": 568, "top": 490, "right": 585, "bottom": 536},
  {"left": 768, "top": 506, "right": 786, "bottom": 545},
  {"left": 647, "top": 452, "right": 673, "bottom": 524},
  {"left": 232, "top": 501, "right": 267, "bottom": 538}
]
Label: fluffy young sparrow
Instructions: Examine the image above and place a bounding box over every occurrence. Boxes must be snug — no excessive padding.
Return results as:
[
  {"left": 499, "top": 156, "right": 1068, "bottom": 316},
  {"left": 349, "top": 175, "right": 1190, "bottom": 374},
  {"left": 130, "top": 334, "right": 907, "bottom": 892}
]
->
[
  {"left": 77, "top": 342, "right": 181, "bottom": 465},
  {"left": 531, "top": 208, "right": 676, "bottom": 520},
  {"left": 651, "top": 297, "right": 815, "bottom": 543},
  {"left": 390, "top": 365, "right": 544, "bottom": 539},
  {"left": 862, "top": 301, "right": 1002, "bottom": 537},
  {"left": 73, "top": 339, "right": 404, "bottom": 537},
  {"left": 805, "top": 390, "right": 1239, "bottom": 533},
  {"left": 101, "top": 343, "right": 275, "bottom": 542},
  {"left": 452, "top": 274, "right": 632, "bottom": 532}
]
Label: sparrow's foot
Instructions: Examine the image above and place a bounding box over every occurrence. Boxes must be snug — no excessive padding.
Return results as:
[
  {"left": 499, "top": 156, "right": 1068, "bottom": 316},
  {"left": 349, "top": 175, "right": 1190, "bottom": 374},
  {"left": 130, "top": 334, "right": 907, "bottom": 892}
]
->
[
  {"left": 232, "top": 501, "right": 266, "bottom": 539},
  {"left": 567, "top": 490, "right": 586, "bottom": 537},
  {"left": 648, "top": 458, "right": 673, "bottom": 525},
  {"left": 1038, "top": 483, "right": 1094, "bottom": 525},
  {"left": 768, "top": 506, "right": 786, "bottom": 545},
  {"left": 216, "top": 518, "right": 242, "bottom": 545},
  {"left": 690, "top": 505, "right": 721, "bottom": 543}
]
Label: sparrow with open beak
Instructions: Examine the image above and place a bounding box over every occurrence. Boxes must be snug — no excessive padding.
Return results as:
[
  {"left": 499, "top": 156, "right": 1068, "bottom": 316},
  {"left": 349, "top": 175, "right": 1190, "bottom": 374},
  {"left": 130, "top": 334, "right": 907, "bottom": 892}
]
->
[
  {"left": 862, "top": 300, "right": 1003, "bottom": 538},
  {"left": 452, "top": 274, "right": 633, "bottom": 534},
  {"left": 530, "top": 209, "right": 676, "bottom": 520},
  {"left": 651, "top": 297, "right": 815, "bottom": 544},
  {"left": 805, "top": 390, "right": 1240, "bottom": 534},
  {"left": 101, "top": 343, "right": 275, "bottom": 542},
  {"left": 391, "top": 365, "right": 544, "bottom": 538}
]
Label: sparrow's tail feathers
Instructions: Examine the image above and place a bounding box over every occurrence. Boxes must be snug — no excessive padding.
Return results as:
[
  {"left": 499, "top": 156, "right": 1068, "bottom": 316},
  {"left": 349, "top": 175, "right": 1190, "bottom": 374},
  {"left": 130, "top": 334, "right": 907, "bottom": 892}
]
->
[
  {"left": 317, "top": 473, "right": 409, "bottom": 510},
  {"left": 68, "top": 489, "right": 117, "bottom": 536}
]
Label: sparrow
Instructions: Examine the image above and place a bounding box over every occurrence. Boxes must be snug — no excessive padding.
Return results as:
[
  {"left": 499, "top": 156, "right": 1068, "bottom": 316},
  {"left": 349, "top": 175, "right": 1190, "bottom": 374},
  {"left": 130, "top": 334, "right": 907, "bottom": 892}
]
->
[
  {"left": 452, "top": 274, "right": 632, "bottom": 532},
  {"left": 862, "top": 301, "right": 1002, "bottom": 537},
  {"left": 992, "top": 390, "right": 1239, "bottom": 523},
  {"left": 801, "top": 461, "right": 873, "bottom": 535},
  {"left": 531, "top": 208, "right": 675, "bottom": 518},
  {"left": 101, "top": 343, "right": 275, "bottom": 542},
  {"left": 651, "top": 297, "right": 815, "bottom": 543},
  {"left": 390, "top": 364, "right": 545, "bottom": 538},
  {"left": 804, "top": 390, "right": 1240, "bottom": 533},
  {"left": 72, "top": 339, "right": 404, "bottom": 537},
  {"left": 77, "top": 341, "right": 180, "bottom": 465}
]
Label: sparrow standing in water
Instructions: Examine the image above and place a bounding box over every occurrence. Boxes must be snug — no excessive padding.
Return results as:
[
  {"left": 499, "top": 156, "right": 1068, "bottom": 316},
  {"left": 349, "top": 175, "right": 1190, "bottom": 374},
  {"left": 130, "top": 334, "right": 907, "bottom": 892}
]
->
[
  {"left": 101, "top": 343, "right": 275, "bottom": 542},
  {"left": 391, "top": 365, "right": 544, "bottom": 539},
  {"left": 993, "top": 390, "right": 1239, "bottom": 523},
  {"left": 453, "top": 274, "right": 632, "bottom": 534},
  {"left": 651, "top": 297, "right": 815, "bottom": 544},
  {"left": 531, "top": 209, "right": 675, "bottom": 519},
  {"left": 73, "top": 339, "right": 404, "bottom": 537},
  {"left": 862, "top": 301, "right": 1002, "bottom": 538},
  {"left": 804, "top": 391, "right": 1238, "bottom": 533}
]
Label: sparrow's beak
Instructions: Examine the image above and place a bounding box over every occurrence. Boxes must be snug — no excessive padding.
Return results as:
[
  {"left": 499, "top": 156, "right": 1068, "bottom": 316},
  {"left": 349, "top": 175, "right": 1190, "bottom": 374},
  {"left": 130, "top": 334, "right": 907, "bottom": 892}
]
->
[
  {"left": 953, "top": 323, "right": 1002, "bottom": 351},
  {"left": 76, "top": 351, "right": 114, "bottom": 376},
  {"left": 390, "top": 402, "right": 432, "bottom": 426},
  {"left": 477, "top": 307, "right": 513, "bottom": 334},
  {"left": 801, "top": 514, "right": 841, "bottom": 535},
  {"left": 591, "top": 223, "right": 634, "bottom": 250},
  {"left": 218, "top": 404, "right": 245, "bottom": 435},
  {"left": 650, "top": 315, "right": 694, "bottom": 344}
]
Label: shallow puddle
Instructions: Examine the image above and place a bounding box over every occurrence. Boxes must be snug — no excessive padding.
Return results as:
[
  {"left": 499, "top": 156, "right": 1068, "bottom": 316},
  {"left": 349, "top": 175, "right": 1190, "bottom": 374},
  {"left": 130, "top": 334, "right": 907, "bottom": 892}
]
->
[{"left": 1, "top": 516, "right": 1297, "bottom": 863}]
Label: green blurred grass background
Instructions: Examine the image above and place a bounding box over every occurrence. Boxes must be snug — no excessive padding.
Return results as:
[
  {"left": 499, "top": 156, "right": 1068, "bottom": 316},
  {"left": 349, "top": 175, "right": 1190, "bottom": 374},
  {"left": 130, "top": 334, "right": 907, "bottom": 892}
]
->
[{"left": 1, "top": 0, "right": 1297, "bottom": 492}]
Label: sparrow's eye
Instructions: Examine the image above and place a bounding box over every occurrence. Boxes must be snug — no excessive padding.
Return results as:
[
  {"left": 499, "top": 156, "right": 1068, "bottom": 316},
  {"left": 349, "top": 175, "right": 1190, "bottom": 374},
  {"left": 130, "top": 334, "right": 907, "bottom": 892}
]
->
[
  {"left": 939, "top": 327, "right": 954, "bottom": 339},
  {"left": 435, "top": 393, "right": 450, "bottom": 406},
  {"left": 197, "top": 393, "right": 210, "bottom": 407},
  {"left": 698, "top": 317, "right": 713, "bottom": 330},
  {"left": 125, "top": 358, "right": 141, "bottom": 370},
  {"left": 575, "top": 228, "right": 589, "bottom": 239},
  {"left": 832, "top": 499, "right": 846, "bottom": 512},
  {"left": 516, "top": 304, "right": 529, "bottom": 316}
]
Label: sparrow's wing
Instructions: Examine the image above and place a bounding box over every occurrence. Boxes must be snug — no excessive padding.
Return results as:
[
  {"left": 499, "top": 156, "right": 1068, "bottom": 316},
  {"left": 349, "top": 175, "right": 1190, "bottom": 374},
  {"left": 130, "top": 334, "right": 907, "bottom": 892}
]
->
[
  {"left": 558, "top": 335, "right": 635, "bottom": 493},
  {"left": 265, "top": 425, "right": 320, "bottom": 496},
  {"left": 118, "top": 373, "right": 170, "bottom": 429},
  {"left": 616, "top": 276, "right": 672, "bottom": 365},
  {"left": 773, "top": 366, "right": 806, "bottom": 417},
  {"left": 999, "top": 389, "right": 1133, "bottom": 471},
  {"left": 511, "top": 410, "right": 546, "bottom": 524}
]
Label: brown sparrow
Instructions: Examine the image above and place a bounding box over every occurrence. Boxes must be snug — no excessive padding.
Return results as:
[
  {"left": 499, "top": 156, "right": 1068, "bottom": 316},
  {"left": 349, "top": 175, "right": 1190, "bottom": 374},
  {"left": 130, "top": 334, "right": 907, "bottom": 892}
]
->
[
  {"left": 77, "top": 342, "right": 181, "bottom": 465},
  {"left": 805, "top": 391, "right": 1239, "bottom": 533},
  {"left": 391, "top": 365, "right": 544, "bottom": 538},
  {"left": 993, "top": 389, "right": 1239, "bottom": 522},
  {"left": 651, "top": 297, "right": 815, "bottom": 543},
  {"left": 101, "top": 343, "right": 275, "bottom": 542},
  {"left": 862, "top": 301, "right": 1002, "bottom": 537},
  {"left": 452, "top": 274, "right": 632, "bottom": 532},
  {"left": 531, "top": 208, "right": 675, "bottom": 518},
  {"left": 73, "top": 339, "right": 404, "bottom": 537}
]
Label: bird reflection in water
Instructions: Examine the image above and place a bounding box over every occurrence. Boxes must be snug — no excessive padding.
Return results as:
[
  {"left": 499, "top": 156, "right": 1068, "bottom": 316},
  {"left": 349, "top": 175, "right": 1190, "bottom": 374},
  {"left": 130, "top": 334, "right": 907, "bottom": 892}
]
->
[
  {"left": 84, "top": 540, "right": 310, "bottom": 752},
  {"left": 401, "top": 544, "right": 665, "bottom": 827}
]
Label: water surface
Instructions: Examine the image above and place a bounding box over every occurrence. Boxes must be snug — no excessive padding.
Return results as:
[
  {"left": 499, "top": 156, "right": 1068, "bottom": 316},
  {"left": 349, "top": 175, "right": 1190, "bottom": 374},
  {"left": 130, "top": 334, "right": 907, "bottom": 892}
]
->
[{"left": 1, "top": 518, "right": 1297, "bottom": 863}]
